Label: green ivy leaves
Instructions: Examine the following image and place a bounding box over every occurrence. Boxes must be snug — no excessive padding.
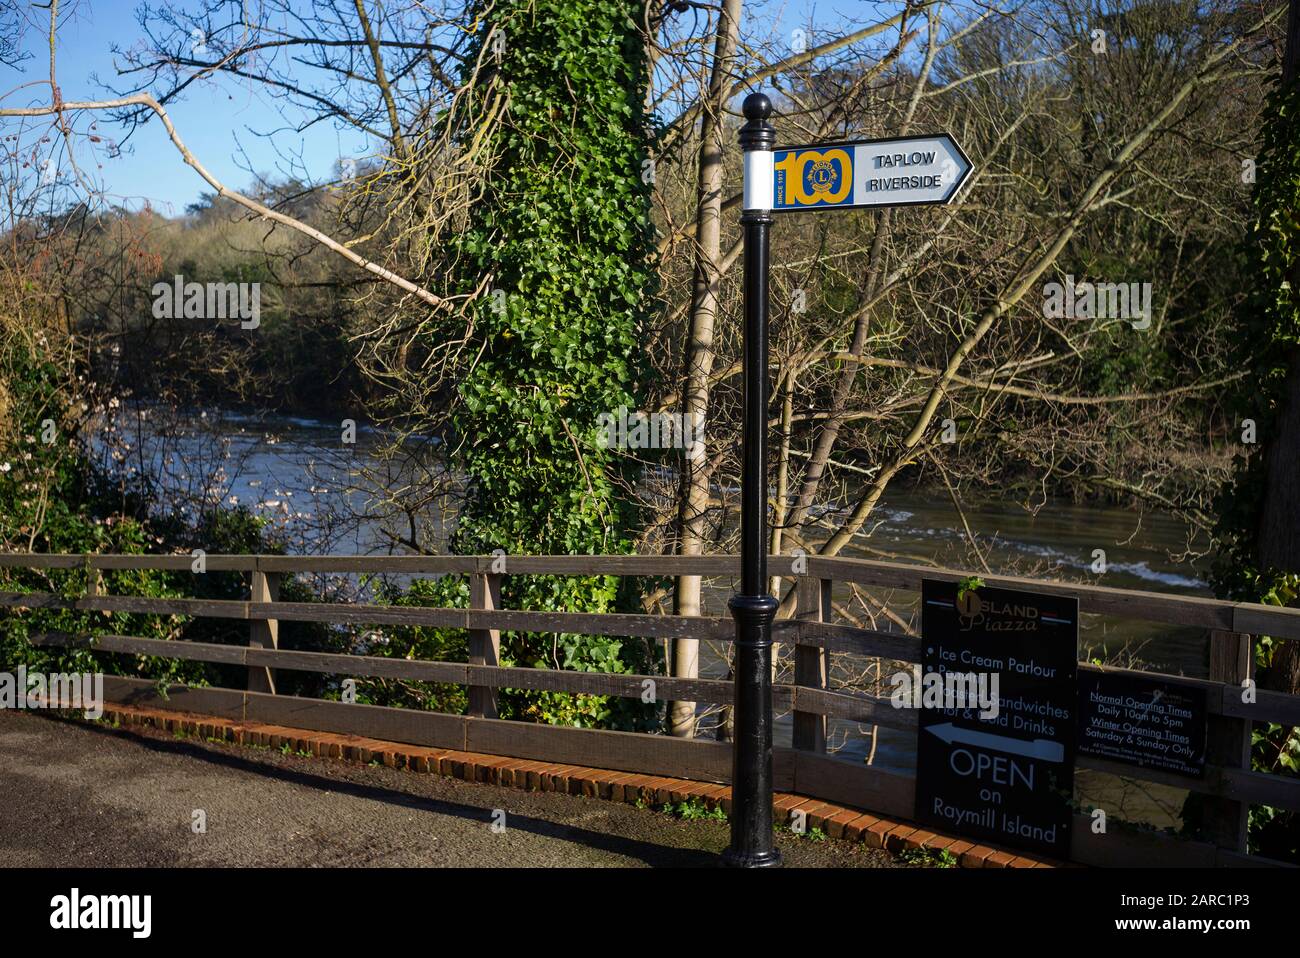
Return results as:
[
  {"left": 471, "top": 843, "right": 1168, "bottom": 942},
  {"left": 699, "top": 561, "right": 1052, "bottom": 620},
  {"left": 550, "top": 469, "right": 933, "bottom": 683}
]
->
[
  {"left": 1209, "top": 75, "right": 1300, "bottom": 861},
  {"left": 443, "top": 0, "right": 660, "bottom": 727}
]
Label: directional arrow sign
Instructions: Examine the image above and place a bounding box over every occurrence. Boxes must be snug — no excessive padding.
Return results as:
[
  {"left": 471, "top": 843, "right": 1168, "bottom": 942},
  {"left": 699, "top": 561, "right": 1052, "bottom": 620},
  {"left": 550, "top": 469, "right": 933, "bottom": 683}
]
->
[
  {"left": 925, "top": 723, "right": 1066, "bottom": 763},
  {"left": 772, "top": 134, "right": 970, "bottom": 212}
]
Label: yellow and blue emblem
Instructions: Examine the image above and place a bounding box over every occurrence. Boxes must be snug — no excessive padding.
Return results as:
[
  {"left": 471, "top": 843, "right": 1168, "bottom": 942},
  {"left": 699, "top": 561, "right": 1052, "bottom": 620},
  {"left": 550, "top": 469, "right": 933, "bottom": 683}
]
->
[{"left": 774, "top": 146, "right": 854, "bottom": 209}]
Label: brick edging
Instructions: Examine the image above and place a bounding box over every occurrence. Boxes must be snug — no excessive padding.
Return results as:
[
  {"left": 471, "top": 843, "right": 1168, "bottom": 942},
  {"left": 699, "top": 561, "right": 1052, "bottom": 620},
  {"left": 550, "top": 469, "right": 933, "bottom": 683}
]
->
[{"left": 94, "top": 701, "right": 1059, "bottom": 869}]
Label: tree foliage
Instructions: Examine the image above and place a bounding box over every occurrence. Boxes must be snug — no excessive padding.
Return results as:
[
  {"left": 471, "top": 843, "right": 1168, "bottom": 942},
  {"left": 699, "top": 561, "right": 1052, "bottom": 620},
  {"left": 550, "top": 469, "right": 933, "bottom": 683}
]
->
[
  {"left": 1211, "top": 74, "right": 1300, "bottom": 861},
  {"left": 421, "top": 0, "right": 662, "bottom": 727}
]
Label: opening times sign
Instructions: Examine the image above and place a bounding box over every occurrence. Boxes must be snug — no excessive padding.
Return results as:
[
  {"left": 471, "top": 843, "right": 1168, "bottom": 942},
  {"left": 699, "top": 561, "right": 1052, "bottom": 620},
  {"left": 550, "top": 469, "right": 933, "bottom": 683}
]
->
[
  {"left": 916, "top": 580, "right": 1079, "bottom": 859},
  {"left": 1077, "top": 671, "right": 1207, "bottom": 777}
]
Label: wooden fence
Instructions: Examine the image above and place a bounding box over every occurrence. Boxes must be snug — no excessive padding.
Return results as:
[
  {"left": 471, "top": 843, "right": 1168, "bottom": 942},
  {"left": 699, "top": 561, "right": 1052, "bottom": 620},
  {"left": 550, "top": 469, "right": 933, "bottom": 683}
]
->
[{"left": 2, "top": 551, "right": 1299, "bottom": 867}]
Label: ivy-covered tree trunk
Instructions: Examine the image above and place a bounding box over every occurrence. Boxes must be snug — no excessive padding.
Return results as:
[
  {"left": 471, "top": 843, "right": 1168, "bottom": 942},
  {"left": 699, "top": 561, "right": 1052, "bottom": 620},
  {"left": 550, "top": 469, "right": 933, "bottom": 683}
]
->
[
  {"left": 1218, "top": 1, "right": 1300, "bottom": 693},
  {"left": 1251, "top": 0, "right": 1300, "bottom": 697},
  {"left": 448, "top": 0, "right": 660, "bottom": 728},
  {"left": 1207, "top": 1, "right": 1300, "bottom": 858}
]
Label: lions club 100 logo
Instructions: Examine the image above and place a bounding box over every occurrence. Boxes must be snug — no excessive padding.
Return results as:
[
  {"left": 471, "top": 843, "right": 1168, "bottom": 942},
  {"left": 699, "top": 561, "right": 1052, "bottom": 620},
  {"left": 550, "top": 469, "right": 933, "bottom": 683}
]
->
[{"left": 775, "top": 147, "right": 853, "bottom": 208}]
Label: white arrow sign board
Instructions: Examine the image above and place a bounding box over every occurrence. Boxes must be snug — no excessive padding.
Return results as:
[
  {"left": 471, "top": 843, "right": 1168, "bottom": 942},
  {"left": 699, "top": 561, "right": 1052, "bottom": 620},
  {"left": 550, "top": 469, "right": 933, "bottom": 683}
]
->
[
  {"left": 925, "top": 723, "right": 1066, "bottom": 763},
  {"left": 771, "top": 134, "right": 971, "bottom": 212}
]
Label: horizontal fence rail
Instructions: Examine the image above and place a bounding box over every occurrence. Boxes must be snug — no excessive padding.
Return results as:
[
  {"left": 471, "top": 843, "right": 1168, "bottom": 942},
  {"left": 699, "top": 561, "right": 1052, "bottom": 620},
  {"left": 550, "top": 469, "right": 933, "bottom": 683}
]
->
[
  {"left": 2, "top": 551, "right": 1299, "bottom": 868},
  {"left": 2, "top": 550, "right": 1299, "bottom": 636}
]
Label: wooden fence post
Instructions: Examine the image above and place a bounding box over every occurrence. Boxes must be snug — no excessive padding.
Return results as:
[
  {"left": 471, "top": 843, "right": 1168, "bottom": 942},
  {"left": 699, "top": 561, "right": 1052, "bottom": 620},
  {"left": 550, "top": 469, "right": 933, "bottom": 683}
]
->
[
  {"left": 792, "top": 576, "right": 830, "bottom": 753},
  {"left": 468, "top": 571, "right": 502, "bottom": 718},
  {"left": 1205, "top": 629, "right": 1253, "bottom": 854},
  {"left": 249, "top": 569, "right": 281, "bottom": 694}
]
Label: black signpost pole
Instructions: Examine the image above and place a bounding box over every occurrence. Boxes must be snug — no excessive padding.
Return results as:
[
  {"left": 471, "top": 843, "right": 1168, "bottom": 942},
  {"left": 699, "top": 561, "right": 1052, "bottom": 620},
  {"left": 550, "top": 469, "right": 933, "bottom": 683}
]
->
[
  {"left": 722, "top": 92, "right": 781, "bottom": 869},
  {"left": 716, "top": 97, "right": 969, "bottom": 867}
]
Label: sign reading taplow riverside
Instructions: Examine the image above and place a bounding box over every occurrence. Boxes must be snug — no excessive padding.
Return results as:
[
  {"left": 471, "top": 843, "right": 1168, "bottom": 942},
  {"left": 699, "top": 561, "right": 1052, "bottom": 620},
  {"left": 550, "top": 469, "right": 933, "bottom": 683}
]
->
[
  {"left": 772, "top": 134, "right": 971, "bottom": 212},
  {"left": 916, "top": 580, "right": 1079, "bottom": 859},
  {"left": 1077, "top": 671, "right": 1207, "bottom": 777}
]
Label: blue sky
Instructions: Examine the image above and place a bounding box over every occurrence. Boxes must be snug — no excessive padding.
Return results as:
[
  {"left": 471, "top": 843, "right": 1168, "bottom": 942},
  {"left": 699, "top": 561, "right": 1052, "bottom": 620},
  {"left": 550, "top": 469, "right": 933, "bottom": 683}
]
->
[
  {"left": 2, "top": 0, "right": 372, "bottom": 214},
  {"left": 1, "top": 0, "right": 876, "bottom": 213}
]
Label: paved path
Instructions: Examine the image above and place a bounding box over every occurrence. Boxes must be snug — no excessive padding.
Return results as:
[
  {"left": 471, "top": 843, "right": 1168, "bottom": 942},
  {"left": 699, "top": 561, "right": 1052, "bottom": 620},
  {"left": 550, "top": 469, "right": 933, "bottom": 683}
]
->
[{"left": 0, "top": 710, "right": 898, "bottom": 868}]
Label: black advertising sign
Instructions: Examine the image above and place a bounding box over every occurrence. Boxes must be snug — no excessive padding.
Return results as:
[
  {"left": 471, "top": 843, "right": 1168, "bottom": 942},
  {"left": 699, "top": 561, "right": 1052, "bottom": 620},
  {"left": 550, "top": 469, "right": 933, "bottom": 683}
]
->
[
  {"left": 1076, "top": 671, "right": 1207, "bottom": 777},
  {"left": 916, "top": 579, "right": 1079, "bottom": 859}
]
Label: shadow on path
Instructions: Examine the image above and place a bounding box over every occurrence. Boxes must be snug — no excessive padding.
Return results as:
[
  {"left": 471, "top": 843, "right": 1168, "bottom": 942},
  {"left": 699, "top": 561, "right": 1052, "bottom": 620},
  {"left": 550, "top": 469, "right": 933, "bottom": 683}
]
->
[{"left": 67, "top": 716, "right": 721, "bottom": 867}]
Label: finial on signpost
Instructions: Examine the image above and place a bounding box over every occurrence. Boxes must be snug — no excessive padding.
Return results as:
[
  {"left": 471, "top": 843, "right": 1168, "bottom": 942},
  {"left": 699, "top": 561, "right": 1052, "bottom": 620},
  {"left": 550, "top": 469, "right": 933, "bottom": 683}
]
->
[{"left": 739, "top": 92, "right": 776, "bottom": 149}]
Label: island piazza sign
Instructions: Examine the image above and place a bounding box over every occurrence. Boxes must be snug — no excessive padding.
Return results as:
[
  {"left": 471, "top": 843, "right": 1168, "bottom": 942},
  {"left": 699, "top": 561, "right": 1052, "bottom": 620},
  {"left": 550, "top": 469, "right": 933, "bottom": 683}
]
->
[{"left": 915, "top": 580, "right": 1079, "bottom": 859}]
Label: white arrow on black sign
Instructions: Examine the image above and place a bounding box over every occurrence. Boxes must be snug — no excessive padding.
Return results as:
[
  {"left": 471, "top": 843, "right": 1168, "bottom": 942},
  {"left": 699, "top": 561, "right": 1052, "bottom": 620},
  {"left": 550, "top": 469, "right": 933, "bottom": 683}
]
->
[{"left": 926, "top": 723, "right": 1065, "bottom": 763}]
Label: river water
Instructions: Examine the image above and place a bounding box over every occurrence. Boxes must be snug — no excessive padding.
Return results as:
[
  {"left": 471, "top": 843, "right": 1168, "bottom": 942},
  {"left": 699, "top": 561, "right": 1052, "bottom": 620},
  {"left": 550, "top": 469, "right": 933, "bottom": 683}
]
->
[{"left": 110, "top": 406, "right": 1215, "bottom": 810}]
